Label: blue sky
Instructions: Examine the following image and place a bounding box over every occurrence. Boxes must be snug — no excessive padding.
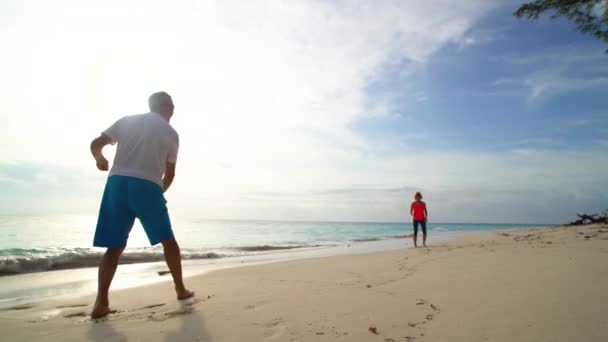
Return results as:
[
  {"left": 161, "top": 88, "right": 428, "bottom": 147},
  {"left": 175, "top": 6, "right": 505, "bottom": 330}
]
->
[
  {"left": 0, "top": 0, "right": 606, "bottom": 224},
  {"left": 355, "top": 14, "right": 608, "bottom": 153}
]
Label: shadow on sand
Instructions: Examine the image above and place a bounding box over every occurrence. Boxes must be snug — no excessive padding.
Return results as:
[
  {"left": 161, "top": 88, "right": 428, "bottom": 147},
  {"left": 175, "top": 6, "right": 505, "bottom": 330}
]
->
[
  {"left": 86, "top": 303, "right": 210, "bottom": 342},
  {"left": 87, "top": 319, "right": 128, "bottom": 342},
  {"left": 164, "top": 309, "right": 211, "bottom": 342}
]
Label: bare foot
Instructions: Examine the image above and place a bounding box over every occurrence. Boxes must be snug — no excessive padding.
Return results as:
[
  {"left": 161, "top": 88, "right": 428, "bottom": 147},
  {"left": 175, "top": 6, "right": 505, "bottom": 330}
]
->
[
  {"left": 90, "top": 303, "right": 112, "bottom": 319},
  {"left": 176, "top": 288, "right": 195, "bottom": 300}
]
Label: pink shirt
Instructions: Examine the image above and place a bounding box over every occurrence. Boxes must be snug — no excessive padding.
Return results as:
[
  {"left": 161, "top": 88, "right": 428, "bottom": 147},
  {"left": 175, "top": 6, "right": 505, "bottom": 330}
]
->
[{"left": 411, "top": 201, "right": 427, "bottom": 221}]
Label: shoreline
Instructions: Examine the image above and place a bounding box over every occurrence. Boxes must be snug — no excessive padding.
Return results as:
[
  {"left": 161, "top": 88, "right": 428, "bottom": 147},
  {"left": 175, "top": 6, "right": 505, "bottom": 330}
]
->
[
  {"left": 0, "top": 224, "right": 548, "bottom": 309},
  {"left": 0, "top": 230, "right": 465, "bottom": 309},
  {"left": 0, "top": 221, "right": 547, "bottom": 277},
  {"left": 2, "top": 224, "right": 606, "bottom": 341}
]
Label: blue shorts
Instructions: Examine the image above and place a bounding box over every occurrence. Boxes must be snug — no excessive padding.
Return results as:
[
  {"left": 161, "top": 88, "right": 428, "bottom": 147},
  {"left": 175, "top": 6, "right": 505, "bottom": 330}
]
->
[{"left": 94, "top": 175, "right": 173, "bottom": 248}]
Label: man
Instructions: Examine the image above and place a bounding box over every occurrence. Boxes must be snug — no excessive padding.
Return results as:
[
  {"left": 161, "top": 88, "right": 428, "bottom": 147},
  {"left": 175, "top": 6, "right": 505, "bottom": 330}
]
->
[{"left": 89, "top": 91, "right": 194, "bottom": 319}]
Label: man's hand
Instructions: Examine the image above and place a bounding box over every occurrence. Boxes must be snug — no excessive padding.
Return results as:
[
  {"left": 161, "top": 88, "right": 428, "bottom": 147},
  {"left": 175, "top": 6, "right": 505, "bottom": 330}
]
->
[
  {"left": 90, "top": 134, "right": 113, "bottom": 172},
  {"left": 96, "top": 156, "right": 109, "bottom": 171},
  {"left": 162, "top": 161, "right": 176, "bottom": 192}
]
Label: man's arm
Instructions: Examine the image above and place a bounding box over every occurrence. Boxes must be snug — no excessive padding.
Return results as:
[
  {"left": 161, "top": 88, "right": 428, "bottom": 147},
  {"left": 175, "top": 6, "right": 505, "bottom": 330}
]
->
[
  {"left": 90, "top": 134, "right": 113, "bottom": 171},
  {"left": 162, "top": 161, "right": 176, "bottom": 192}
]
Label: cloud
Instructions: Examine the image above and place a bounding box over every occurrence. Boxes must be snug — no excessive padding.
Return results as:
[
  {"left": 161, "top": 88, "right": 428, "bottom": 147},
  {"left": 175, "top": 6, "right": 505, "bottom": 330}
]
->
[
  {"left": 164, "top": 141, "right": 608, "bottom": 223},
  {"left": 0, "top": 161, "right": 104, "bottom": 214},
  {"left": 3, "top": 1, "right": 606, "bottom": 224},
  {"left": 491, "top": 45, "right": 608, "bottom": 102},
  {"left": 456, "top": 25, "right": 506, "bottom": 50},
  {"left": 526, "top": 75, "right": 608, "bottom": 101},
  {"left": 0, "top": 1, "right": 507, "bottom": 221},
  {"left": 0, "top": 0, "right": 501, "bottom": 159},
  {"left": 414, "top": 92, "right": 429, "bottom": 103},
  {"left": 2, "top": 142, "right": 607, "bottom": 224}
]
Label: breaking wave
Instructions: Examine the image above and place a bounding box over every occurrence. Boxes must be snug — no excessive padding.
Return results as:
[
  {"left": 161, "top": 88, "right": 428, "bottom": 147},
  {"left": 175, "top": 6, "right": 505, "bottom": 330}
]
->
[
  {"left": 0, "top": 233, "right": 416, "bottom": 275},
  {"left": 0, "top": 248, "right": 223, "bottom": 276},
  {"left": 351, "top": 234, "right": 412, "bottom": 242},
  {"left": 233, "top": 245, "right": 318, "bottom": 252}
]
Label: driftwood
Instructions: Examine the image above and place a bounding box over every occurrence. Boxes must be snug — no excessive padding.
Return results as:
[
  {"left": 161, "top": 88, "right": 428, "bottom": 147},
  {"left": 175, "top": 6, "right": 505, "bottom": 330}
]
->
[{"left": 568, "top": 213, "right": 608, "bottom": 225}]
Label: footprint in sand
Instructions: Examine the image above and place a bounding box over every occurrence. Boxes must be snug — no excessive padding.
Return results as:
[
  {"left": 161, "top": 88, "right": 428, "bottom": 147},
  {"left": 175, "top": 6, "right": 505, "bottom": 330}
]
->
[
  {"left": 56, "top": 304, "right": 88, "bottom": 309},
  {"left": 148, "top": 308, "right": 192, "bottom": 321},
  {"left": 165, "top": 308, "right": 194, "bottom": 317},
  {"left": 2, "top": 304, "right": 36, "bottom": 311},
  {"left": 65, "top": 309, "right": 118, "bottom": 319},
  {"left": 25, "top": 308, "right": 63, "bottom": 323},
  {"left": 426, "top": 314, "right": 434, "bottom": 321},
  {"left": 139, "top": 295, "right": 205, "bottom": 313},
  {"left": 181, "top": 298, "right": 202, "bottom": 306},
  {"left": 63, "top": 308, "right": 124, "bottom": 323},
  {"left": 416, "top": 299, "right": 426, "bottom": 305},
  {"left": 263, "top": 317, "right": 283, "bottom": 328},
  {"left": 146, "top": 299, "right": 201, "bottom": 322},
  {"left": 64, "top": 312, "right": 88, "bottom": 318}
]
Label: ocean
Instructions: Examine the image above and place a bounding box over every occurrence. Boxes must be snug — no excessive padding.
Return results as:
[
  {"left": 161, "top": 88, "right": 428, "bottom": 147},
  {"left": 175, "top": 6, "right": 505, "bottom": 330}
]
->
[
  {"left": 0, "top": 215, "right": 546, "bottom": 307},
  {"left": 0, "top": 215, "right": 544, "bottom": 276}
]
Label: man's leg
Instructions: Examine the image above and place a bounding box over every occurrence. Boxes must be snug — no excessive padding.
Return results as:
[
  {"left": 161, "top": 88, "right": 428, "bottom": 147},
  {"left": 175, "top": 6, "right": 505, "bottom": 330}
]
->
[
  {"left": 92, "top": 176, "right": 134, "bottom": 318},
  {"left": 133, "top": 178, "right": 193, "bottom": 300},
  {"left": 91, "top": 247, "right": 124, "bottom": 318},
  {"left": 161, "top": 237, "right": 194, "bottom": 300}
]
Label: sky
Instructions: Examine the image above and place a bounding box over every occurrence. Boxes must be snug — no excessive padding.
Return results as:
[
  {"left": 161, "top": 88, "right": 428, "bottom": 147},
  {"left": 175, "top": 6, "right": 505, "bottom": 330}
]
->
[{"left": 0, "top": 0, "right": 607, "bottom": 224}]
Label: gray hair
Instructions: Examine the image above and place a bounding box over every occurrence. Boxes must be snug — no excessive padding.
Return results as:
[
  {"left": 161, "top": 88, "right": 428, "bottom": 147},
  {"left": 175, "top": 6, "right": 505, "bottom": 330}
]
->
[{"left": 148, "top": 91, "right": 173, "bottom": 111}]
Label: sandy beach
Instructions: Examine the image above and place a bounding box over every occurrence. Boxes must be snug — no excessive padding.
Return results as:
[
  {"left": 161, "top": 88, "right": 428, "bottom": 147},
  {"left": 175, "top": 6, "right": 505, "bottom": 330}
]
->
[{"left": 1, "top": 224, "right": 607, "bottom": 342}]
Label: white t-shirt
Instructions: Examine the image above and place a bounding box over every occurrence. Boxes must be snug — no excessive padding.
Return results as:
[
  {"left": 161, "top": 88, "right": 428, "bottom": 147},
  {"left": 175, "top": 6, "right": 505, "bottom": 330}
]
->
[{"left": 103, "top": 112, "right": 179, "bottom": 186}]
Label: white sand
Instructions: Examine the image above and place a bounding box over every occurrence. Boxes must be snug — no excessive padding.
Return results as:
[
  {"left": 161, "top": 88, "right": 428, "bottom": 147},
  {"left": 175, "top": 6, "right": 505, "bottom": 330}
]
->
[{"left": 1, "top": 224, "right": 607, "bottom": 341}]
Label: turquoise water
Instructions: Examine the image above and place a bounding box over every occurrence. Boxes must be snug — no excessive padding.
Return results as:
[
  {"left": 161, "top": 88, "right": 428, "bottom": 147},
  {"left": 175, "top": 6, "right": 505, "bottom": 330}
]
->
[{"left": 0, "top": 215, "right": 544, "bottom": 275}]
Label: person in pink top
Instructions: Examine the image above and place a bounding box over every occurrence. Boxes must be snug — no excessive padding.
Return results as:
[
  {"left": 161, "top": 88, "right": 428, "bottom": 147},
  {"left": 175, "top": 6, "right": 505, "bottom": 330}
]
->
[{"left": 410, "top": 192, "right": 428, "bottom": 248}]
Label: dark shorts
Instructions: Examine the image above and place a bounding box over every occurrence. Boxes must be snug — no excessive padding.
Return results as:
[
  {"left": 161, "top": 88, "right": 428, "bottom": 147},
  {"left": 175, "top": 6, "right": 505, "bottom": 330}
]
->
[
  {"left": 413, "top": 220, "right": 427, "bottom": 235},
  {"left": 94, "top": 175, "right": 173, "bottom": 248}
]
